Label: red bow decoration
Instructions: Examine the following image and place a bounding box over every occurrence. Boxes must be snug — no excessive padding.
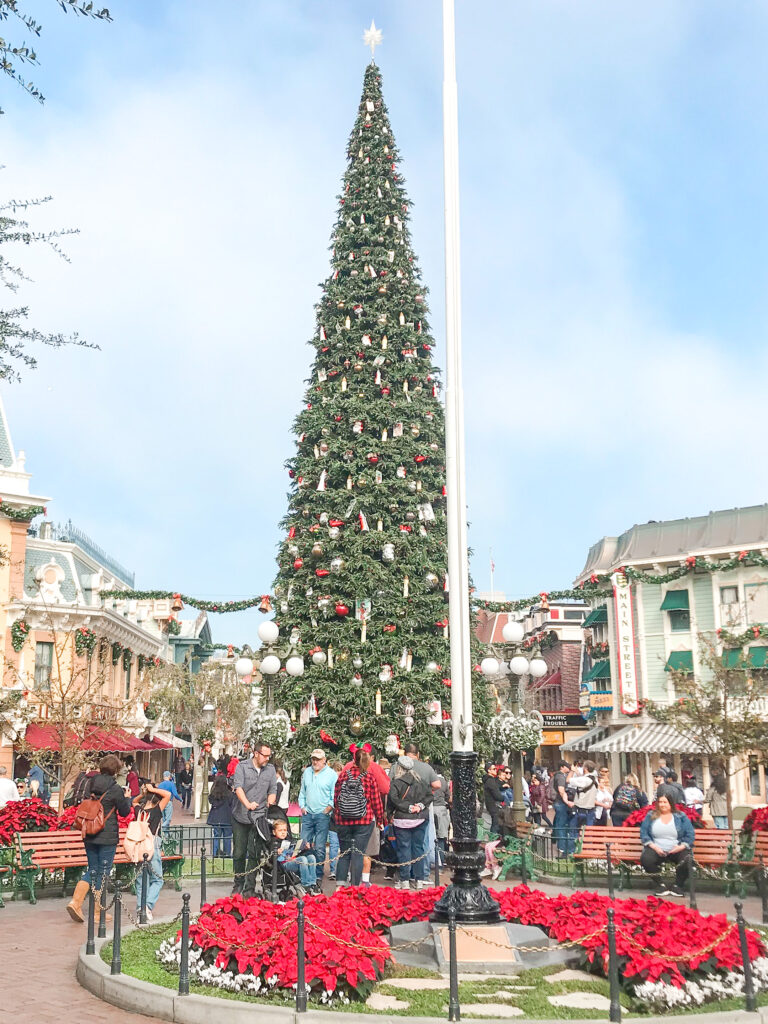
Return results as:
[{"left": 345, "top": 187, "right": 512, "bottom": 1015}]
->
[
  {"left": 685, "top": 555, "right": 697, "bottom": 568},
  {"left": 738, "top": 551, "right": 748, "bottom": 561},
  {"left": 383, "top": 623, "right": 396, "bottom": 632}
]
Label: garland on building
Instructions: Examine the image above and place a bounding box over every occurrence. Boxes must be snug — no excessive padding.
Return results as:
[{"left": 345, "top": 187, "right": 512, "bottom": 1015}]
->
[
  {"left": 717, "top": 623, "right": 768, "bottom": 648},
  {"left": 0, "top": 503, "right": 45, "bottom": 522},
  {"left": 10, "top": 619, "right": 29, "bottom": 652}
]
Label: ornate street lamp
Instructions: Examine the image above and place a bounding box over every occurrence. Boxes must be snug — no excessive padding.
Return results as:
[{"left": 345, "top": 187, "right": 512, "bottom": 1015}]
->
[
  {"left": 481, "top": 620, "right": 548, "bottom": 824},
  {"left": 199, "top": 701, "right": 215, "bottom": 815},
  {"left": 235, "top": 621, "right": 304, "bottom": 714}
]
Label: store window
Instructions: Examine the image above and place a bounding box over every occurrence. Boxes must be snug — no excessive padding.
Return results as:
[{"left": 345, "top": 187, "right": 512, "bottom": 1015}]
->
[
  {"left": 669, "top": 609, "right": 691, "bottom": 632},
  {"left": 34, "top": 641, "right": 53, "bottom": 689}
]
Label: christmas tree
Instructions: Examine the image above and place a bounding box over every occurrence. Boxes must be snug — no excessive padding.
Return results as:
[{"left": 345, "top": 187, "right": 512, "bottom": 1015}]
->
[{"left": 272, "top": 62, "right": 490, "bottom": 767}]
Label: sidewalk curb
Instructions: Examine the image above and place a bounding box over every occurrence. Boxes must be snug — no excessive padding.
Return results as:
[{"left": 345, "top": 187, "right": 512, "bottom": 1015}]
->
[{"left": 76, "top": 932, "right": 768, "bottom": 1024}]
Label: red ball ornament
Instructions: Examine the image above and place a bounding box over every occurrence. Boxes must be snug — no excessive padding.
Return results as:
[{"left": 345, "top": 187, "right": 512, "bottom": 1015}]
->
[
  {"left": 288, "top": 469, "right": 295, "bottom": 478},
  {"left": 293, "top": 558, "right": 304, "bottom": 569},
  {"left": 414, "top": 455, "right": 427, "bottom": 464},
  {"left": 367, "top": 453, "right": 379, "bottom": 464},
  {"left": 335, "top": 603, "right": 350, "bottom": 616},
  {"left": 381, "top": 387, "right": 390, "bottom": 395},
  {"left": 316, "top": 568, "right": 330, "bottom": 577}
]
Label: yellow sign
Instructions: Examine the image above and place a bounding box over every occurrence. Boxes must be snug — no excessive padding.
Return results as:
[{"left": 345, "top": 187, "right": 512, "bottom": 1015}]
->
[{"left": 541, "top": 730, "right": 565, "bottom": 746}]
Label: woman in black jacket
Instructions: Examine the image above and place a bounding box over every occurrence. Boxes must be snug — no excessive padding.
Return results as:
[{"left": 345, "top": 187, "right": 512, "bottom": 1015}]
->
[
  {"left": 207, "top": 775, "right": 234, "bottom": 857},
  {"left": 388, "top": 756, "right": 433, "bottom": 890},
  {"left": 66, "top": 754, "right": 131, "bottom": 922}
]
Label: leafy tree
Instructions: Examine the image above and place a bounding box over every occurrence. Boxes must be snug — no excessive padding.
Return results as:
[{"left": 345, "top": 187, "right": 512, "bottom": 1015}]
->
[
  {"left": 146, "top": 660, "right": 251, "bottom": 756},
  {"left": 271, "top": 63, "right": 491, "bottom": 771},
  {"left": 1, "top": 193, "right": 96, "bottom": 380},
  {"left": 647, "top": 635, "right": 767, "bottom": 827},
  {"left": 1, "top": 0, "right": 111, "bottom": 109}
]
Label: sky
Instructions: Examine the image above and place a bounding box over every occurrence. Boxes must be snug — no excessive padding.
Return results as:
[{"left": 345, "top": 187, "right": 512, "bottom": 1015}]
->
[{"left": 2, "top": 0, "right": 768, "bottom": 646}]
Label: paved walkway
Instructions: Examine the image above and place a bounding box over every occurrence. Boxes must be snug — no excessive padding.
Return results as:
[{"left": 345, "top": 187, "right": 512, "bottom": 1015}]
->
[{"left": 2, "top": 860, "right": 764, "bottom": 1023}]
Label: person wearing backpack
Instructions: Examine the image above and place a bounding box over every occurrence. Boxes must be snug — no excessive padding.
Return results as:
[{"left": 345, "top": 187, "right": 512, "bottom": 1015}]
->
[
  {"left": 571, "top": 760, "right": 599, "bottom": 836},
  {"left": 333, "top": 748, "right": 385, "bottom": 888},
  {"left": 388, "top": 755, "right": 434, "bottom": 889},
  {"left": 66, "top": 754, "right": 131, "bottom": 923},
  {"left": 610, "top": 772, "right": 648, "bottom": 826},
  {"left": 129, "top": 782, "right": 171, "bottom": 921}
]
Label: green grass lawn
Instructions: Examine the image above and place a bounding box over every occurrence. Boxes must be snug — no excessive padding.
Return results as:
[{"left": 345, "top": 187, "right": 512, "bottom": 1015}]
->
[{"left": 101, "top": 921, "right": 767, "bottom": 1018}]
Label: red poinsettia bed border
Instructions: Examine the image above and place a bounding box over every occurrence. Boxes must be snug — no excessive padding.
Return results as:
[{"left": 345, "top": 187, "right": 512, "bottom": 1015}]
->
[
  {"left": 622, "top": 802, "right": 706, "bottom": 828},
  {"left": 182, "top": 884, "right": 765, "bottom": 999}
]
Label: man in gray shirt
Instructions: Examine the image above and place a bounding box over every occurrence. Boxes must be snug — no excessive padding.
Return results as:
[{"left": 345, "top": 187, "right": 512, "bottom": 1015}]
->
[{"left": 231, "top": 740, "right": 277, "bottom": 895}]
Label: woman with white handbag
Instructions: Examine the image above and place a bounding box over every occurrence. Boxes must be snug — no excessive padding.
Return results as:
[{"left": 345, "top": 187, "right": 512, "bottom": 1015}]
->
[{"left": 127, "top": 782, "right": 171, "bottom": 922}]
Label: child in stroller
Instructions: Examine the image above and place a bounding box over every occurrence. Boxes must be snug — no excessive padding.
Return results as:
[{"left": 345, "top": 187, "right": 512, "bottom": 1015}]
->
[{"left": 266, "top": 818, "right": 321, "bottom": 898}]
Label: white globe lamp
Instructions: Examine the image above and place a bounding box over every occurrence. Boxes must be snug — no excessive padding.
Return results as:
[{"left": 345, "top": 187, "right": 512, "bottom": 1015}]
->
[
  {"left": 529, "top": 656, "right": 548, "bottom": 679},
  {"left": 235, "top": 657, "right": 254, "bottom": 679},
  {"left": 480, "top": 657, "right": 500, "bottom": 677},
  {"left": 257, "top": 620, "right": 280, "bottom": 645},
  {"left": 509, "top": 655, "right": 530, "bottom": 677},
  {"left": 285, "top": 656, "right": 305, "bottom": 677},
  {"left": 502, "top": 620, "right": 524, "bottom": 644},
  {"left": 259, "top": 654, "right": 281, "bottom": 675}
]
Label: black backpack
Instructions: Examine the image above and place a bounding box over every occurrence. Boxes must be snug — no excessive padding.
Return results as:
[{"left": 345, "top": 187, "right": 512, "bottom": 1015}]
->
[{"left": 337, "top": 772, "right": 367, "bottom": 819}]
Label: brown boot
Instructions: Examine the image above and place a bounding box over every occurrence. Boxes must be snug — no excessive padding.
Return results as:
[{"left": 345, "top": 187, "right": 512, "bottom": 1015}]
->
[
  {"left": 94, "top": 894, "right": 112, "bottom": 923},
  {"left": 66, "top": 880, "right": 90, "bottom": 922}
]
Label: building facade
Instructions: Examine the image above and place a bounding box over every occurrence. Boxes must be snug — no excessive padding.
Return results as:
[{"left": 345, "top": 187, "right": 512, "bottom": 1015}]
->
[{"left": 569, "top": 504, "right": 768, "bottom": 811}]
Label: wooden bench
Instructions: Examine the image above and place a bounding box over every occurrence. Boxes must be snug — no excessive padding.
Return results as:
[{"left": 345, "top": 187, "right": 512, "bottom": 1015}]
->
[
  {"left": 572, "top": 824, "right": 740, "bottom": 891},
  {"left": 737, "top": 831, "right": 768, "bottom": 896},
  {"left": 13, "top": 828, "right": 184, "bottom": 903},
  {"left": 492, "top": 812, "right": 536, "bottom": 882}
]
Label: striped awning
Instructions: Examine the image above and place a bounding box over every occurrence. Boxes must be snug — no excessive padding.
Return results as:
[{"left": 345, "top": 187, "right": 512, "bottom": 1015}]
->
[
  {"left": 588, "top": 722, "right": 699, "bottom": 754},
  {"left": 561, "top": 724, "right": 611, "bottom": 751}
]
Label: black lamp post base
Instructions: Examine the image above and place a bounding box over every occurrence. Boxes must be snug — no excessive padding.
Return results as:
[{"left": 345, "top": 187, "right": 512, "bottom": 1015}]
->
[{"left": 431, "top": 750, "right": 501, "bottom": 924}]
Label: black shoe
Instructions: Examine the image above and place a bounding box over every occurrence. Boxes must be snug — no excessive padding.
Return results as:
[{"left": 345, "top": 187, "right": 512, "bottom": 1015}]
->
[{"left": 655, "top": 885, "right": 671, "bottom": 897}]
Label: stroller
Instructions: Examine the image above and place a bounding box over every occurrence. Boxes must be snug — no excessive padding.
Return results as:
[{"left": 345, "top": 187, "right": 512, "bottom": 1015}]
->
[{"left": 259, "top": 808, "right": 308, "bottom": 902}]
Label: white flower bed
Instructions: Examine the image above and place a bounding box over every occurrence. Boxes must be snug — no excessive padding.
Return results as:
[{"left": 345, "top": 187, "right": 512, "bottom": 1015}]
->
[
  {"left": 156, "top": 936, "right": 350, "bottom": 1005},
  {"left": 632, "top": 956, "right": 768, "bottom": 1011}
]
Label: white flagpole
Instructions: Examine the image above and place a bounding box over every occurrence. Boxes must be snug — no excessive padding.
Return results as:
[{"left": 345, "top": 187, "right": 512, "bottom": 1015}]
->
[{"left": 442, "top": 0, "right": 473, "bottom": 755}]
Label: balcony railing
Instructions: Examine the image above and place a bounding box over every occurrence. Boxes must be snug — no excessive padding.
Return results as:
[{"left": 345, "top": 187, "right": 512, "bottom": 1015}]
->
[{"left": 49, "top": 520, "right": 135, "bottom": 587}]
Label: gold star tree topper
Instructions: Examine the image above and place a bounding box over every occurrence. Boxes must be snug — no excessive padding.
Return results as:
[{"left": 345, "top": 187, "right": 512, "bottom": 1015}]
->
[{"left": 363, "top": 20, "right": 383, "bottom": 59}]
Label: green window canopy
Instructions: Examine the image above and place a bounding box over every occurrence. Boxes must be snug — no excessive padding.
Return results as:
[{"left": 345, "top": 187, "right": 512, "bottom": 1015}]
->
[
  {"left": 582, "top": 605, "right": 608, "bottom": 628},
  {"left": 722, "top": 647, "right": 768, "bottom": 669},
  {"left": 660, "top": 590, "right": 690, "bottom": 612},
  {"left": 583, "top": 659, "right": 611, "bottom": 682},
  {"left": 665, "top": 651, "right": 693, "bottom": 672}
]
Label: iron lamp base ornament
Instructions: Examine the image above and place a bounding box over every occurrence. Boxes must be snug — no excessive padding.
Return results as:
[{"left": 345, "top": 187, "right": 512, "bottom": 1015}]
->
[{"left": 431, "top": 751, "right": 501, "bottom": 923}]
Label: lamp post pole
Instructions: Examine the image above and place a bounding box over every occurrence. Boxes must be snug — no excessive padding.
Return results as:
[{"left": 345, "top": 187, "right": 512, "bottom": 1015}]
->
[{"left": 432, "top": 0, "right": 499, "bottom": 925}]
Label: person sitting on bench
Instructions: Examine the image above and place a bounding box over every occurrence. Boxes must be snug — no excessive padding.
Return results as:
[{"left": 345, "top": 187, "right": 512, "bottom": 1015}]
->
[{"left": 639, "top": 794, "right": 695, "bottom": 897}]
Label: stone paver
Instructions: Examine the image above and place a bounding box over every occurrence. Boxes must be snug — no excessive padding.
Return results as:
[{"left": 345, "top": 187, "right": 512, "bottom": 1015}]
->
[
  {"left": 463, "top": 1003, "right": 525, "bottom": 1016},
  {"left": 549, "top": 991, "right": 612, "bottom": 1009},
  {"left": 366, "top": 992, "right": 410, "bottom": 1010},
  {"left": 546, "top": 967, "right": 596, "bottom": 983},
  {"left": 387, "top": 978, "right": 449, "bottom": 990}
]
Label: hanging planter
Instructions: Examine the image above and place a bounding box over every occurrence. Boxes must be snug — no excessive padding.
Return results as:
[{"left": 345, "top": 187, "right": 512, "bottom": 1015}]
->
[
  {"left": 486, "top": 710, "right": 543, "bottom": 752},
  {"left": 74, "top": 626, "right": 97, "bottom": 657}
]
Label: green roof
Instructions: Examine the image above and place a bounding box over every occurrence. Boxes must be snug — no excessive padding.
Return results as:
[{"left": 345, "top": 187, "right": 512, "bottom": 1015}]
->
[
  {"left": 660, "top": 590, "right": 690, "bottom": 611},
  {"left": 665, "top": 651, "right": 693, "bottom": 672},
  {"left": 582, "top": 606, "right": 608, "bottom": 628},
  {"left": 722, "top": 647, "right": 768, "bottom": 669},
  {"left": 583, "top": 659, "right": 611, "bottom": 682}
]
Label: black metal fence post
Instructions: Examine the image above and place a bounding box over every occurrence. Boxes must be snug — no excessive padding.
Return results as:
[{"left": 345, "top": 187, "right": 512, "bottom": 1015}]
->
[
  {"left": 688, "top": 859, "right": 697, "bottom": 911},
  {"left": 110, "top": 882, "right": 122, "bottom": 976},
  {"left": 606, "top": 843, "right": 615, "bottom": 901},
  {"left": 735, "top": 901, "right": 757, "bottom": 1013},
  {"left": 179, "top": 892, "right": 191, "bottom": 996},
  {"left": 759, "top": 854, "right": 768, "bottom": 926},
  {"left": 98, "top": 891, "right": 107, "bottom": 939},
  {"left": 200, "top": 845, "right": 207, "bottom": 910},
  {"left": 434, "top": 838, "right": 441, "bottom": 887},
  {"left": 271, "top": 845, "right": 279, "bottom": 902},
  {"left": 86, "top": 885, "right": 96, "bottom": 955},
  {"left": 448, "top": 906, "right": 460, "bottom": 1021},
  {"left": 296, "top": 897, "right": 307, "bottom": 1013},
  {"left": 606, "top": 906, "right": 621, "bottom": 1022},
  {"left": 520, "top": 840, "right": 528, "bottom": 886},
  {"left": 140, "top": 853, "right": 149, "bottom": 925}
]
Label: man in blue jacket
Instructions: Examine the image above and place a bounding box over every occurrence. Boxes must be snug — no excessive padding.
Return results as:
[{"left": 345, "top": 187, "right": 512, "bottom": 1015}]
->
[{"left": 298, "top": 749, "right": 337, "bottom": 883}]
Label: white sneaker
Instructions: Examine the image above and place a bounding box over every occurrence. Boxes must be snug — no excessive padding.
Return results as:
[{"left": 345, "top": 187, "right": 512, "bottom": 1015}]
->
[
  {"left": 397, "top": 880, "right": 409, "bottom": 889},
  {"left": 146, "top": 907, "right": 153, "bottom": 922},
  {"left": 416, "top": 880, "right": 429, "bottom": 890},
  {"left": 479, "top": 868, "right": 492, "bottom": 878},
  {"left": 492, "top": 866, "right": 503, "bottom": 881}
]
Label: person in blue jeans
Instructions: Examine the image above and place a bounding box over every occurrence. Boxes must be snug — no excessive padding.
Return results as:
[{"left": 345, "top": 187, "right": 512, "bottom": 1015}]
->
[
  {"left": 298, "top": 749, "right": 338, "bottom": 881},
  {"left": 388, "top": 755, "right": 434, "bottom": 889},
  {"left": 207, "top": 775, "right": 234, "bottom": 856},
  {"left": 551, "top": 760, "right": 576, "bottom": 856},
  {"left": 157, "top": 771, "right": 184, "bottom": 833},
  {"left": 132, "top": 782, "right": 172, "bottom": 922},
  {"left": 272, "top": 819, "right": 318, "bottom": 892}
]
